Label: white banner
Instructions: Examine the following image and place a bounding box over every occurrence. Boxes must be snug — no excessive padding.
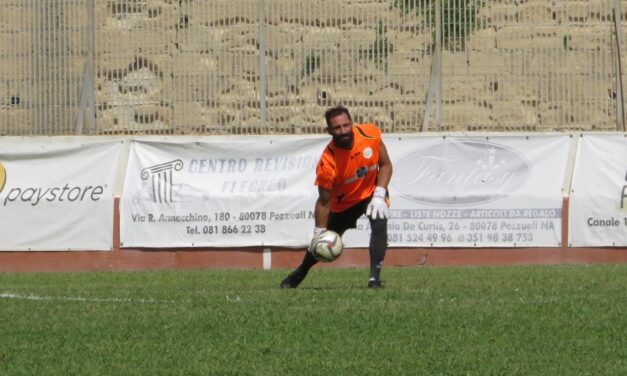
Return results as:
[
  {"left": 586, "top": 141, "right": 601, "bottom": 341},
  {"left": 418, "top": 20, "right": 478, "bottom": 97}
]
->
[
  {"left": 0, "top": 141, "right": 122, "bottom": 251},
  {"left": 120, "top": 137, "right": 324, "bottom": 247},
  {"left": 569, "top": 134, "right": 627, "bottom": 247},
  {"left": 122, "top": 135, "right": 570, "bottom": 248},
  {"left": 343, "top": 135, "right": 571, "bottom": 247}
]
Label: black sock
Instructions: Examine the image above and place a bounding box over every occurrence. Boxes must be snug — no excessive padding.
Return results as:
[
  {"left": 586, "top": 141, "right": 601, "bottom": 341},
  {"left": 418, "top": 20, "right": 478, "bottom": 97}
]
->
[
  {"left": 293, "top": 251, "right": 318, "bottom": 278},
  {"left": 368, "top": 218, "right": 388, "bottom": 281}
]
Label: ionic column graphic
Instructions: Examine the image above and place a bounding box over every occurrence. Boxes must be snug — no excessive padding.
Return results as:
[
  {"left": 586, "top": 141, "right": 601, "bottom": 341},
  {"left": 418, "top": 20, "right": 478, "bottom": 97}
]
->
[{"left": 141, "top": 160, "right": 183, "bottom": 203}]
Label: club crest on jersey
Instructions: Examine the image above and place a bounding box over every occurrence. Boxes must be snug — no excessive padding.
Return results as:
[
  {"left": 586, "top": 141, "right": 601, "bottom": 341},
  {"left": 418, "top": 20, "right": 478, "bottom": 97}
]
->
[
  {"left": 363, "top": 147, "right": 373, "bottom": 159},
  {"left": 355, "top": 166, "right": 367, "bottom": 178},
  {"left": 344, "top": 164, "right": 378, "bottom": 184}
]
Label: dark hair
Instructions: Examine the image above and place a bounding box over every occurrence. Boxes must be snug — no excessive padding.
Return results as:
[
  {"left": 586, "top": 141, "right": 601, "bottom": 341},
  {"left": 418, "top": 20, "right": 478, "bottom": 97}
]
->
[{"left": 324, "top": 106, "right": 351, "bottom": 127}]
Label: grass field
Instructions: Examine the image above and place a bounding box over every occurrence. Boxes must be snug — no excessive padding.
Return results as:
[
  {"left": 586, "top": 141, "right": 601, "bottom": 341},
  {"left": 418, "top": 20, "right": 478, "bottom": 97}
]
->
[{"left": 1, "top": 264, "right": 626, "bottom": 375}]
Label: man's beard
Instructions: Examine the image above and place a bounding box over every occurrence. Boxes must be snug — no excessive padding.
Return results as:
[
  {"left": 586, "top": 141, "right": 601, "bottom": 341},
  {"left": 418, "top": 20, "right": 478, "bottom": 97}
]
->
[{"left": 332, "top": 132, "right": 354, "bottom": 149}]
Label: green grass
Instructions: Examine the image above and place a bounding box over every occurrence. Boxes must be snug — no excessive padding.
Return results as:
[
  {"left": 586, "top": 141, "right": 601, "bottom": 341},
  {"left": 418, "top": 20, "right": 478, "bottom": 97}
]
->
[{"left": 1, "top": 265, "right": 626, "bottom": 375}]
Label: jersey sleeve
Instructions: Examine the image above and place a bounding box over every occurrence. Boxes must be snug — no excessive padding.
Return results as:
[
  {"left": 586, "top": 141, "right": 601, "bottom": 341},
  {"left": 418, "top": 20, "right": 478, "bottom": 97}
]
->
[
  {"left": 358, "top": 123, "right": 382, "bottom": 141},
  {"left": 314, "top": 147, "right": 335, "bottom": 190}
]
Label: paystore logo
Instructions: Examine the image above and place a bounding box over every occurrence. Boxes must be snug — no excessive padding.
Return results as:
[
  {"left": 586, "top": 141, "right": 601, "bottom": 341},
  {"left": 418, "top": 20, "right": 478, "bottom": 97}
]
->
[
  {"left": 0, "top": 162, "right": 6, "bottom": 193},
  {"left": 0, "top": 162, "right": 106, "bottom": 206}
]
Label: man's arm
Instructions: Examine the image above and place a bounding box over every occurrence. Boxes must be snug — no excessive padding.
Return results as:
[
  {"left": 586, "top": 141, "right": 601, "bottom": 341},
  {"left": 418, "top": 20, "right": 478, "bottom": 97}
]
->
[
  {"left": 366, "top": 141, "right": 393, "bottom": 220},
  {"left": 314, "top": 186, "right": 332, "bottom": 228},
  {"left": 377, "top": 141, "right": 393, "bottom": 189}
]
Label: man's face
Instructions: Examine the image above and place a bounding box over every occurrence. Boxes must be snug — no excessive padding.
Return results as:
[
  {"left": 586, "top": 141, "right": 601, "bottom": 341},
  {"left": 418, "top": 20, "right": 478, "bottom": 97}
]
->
[{"left": 327, "top": 113, "right": 354, "bottom": 149}]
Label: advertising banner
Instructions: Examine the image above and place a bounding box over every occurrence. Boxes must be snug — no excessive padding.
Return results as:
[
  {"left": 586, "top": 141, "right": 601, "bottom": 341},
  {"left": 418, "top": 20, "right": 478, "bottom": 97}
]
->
[
  {"left": 122, "top": 135, "right": 570, "bottom": 248},
  {"left": 120, "top": 137, "right": 323, "bottom": 247},
  {"left": 343, "top": 135, "right": 571, "bottom": 247},
  {"left": 569, "top": 134, "right": 627, "bottom": 246},
  {"left": 0, "top": 141, "right": 122, "bottom": 251}
]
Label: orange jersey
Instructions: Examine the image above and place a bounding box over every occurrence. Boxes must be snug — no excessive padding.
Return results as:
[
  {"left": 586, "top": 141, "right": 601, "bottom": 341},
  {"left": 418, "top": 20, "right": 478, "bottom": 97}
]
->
[{"left": 315, "top": 123, "right": 382, "bottom": 212}]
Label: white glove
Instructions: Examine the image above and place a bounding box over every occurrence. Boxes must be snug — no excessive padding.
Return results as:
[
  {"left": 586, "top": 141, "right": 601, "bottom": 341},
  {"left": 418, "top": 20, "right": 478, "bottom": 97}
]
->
[
  {"left": 307, "top": 227, "right": 326, "bottom": 255},
  {"left": 366, "top": 186, "right": 389, "bottom": 220}
]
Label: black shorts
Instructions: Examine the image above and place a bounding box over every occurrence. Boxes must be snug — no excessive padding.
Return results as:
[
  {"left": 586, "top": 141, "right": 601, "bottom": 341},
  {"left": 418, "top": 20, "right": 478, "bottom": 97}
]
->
[{"left": 327, "top": 199, "right": 370, "bottom": 236}]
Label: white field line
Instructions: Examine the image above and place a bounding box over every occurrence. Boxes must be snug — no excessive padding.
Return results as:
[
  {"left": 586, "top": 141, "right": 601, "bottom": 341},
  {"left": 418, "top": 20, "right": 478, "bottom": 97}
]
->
[{"left": 0, "top": 292, "right": 190, "bottom": 304}]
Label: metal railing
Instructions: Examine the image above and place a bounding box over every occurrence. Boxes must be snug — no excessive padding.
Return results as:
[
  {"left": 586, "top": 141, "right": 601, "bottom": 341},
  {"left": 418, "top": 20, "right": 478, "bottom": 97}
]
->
[{"left": 1, "top": 0, "right": 626, "bottom": 135}]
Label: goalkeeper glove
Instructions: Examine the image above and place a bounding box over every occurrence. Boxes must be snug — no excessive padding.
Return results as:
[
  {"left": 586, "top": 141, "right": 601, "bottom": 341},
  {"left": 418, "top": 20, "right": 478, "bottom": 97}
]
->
[
  {"left": 366, "top": 186, "right": 389, "bottom": 220},
  {"left": 307, "top": 227, "right": 326, "bottom": 255}
]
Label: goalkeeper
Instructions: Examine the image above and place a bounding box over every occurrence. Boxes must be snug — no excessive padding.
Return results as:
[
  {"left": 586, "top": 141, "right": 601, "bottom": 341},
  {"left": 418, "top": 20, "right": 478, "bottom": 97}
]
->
[{"left": 280, "top": 106, "right": 393, "bottom": 289}]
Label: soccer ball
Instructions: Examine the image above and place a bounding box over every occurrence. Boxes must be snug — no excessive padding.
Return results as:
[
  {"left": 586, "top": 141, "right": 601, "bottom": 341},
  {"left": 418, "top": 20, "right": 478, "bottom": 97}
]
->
[{"left": 312, "top": 230, "right": 344, "bottom": 262}]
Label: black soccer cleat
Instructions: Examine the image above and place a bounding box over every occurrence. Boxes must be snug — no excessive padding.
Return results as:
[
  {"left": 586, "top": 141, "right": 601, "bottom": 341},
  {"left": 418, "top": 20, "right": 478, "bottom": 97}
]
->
[
  {"left": 280, "top": 271, "right": 305, "bottom": 289},
  {"left": 367, "top": 279, "right": 383, "bottom": 289}
]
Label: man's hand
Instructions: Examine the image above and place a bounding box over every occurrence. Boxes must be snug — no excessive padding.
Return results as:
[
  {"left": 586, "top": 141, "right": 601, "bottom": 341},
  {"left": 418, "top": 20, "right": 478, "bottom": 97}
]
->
[
  {"left": 307, "top": 227, "right": 326, "bottom": 255},
  {"left": 366, "top": 186, "right": 389, "bottom": 220}
]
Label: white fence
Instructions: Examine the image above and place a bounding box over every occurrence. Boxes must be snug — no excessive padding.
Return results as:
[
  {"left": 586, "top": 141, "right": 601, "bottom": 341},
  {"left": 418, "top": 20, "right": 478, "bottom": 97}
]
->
[{"left": 1, "top": 0, "right": 627, "bottom": 135}]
